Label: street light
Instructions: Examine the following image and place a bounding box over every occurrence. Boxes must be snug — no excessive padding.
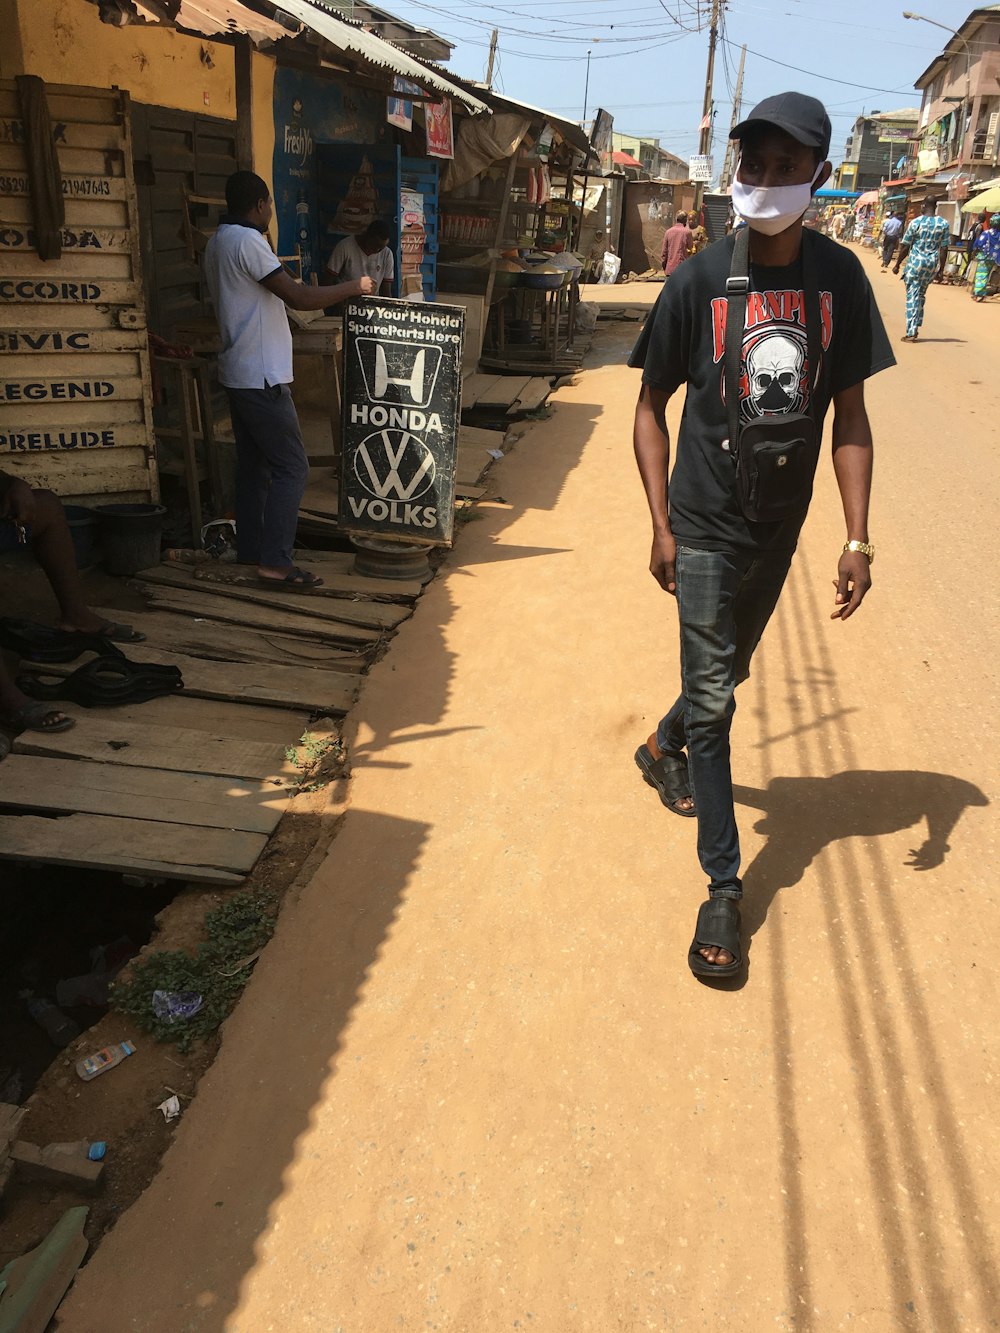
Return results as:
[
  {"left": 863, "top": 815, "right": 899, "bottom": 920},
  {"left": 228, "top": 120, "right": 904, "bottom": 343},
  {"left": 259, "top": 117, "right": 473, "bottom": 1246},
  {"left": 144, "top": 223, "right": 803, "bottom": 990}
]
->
[{"left": 903, "top": 10, "right": 972, "bottom": 163}]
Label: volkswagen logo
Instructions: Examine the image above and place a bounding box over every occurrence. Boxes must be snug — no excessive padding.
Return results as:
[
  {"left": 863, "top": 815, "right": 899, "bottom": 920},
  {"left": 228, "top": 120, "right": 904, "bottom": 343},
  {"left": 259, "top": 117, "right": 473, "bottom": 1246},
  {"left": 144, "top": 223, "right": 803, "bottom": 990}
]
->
[{"left": 354, "top": 428, "right": 437, "bottom": 501}]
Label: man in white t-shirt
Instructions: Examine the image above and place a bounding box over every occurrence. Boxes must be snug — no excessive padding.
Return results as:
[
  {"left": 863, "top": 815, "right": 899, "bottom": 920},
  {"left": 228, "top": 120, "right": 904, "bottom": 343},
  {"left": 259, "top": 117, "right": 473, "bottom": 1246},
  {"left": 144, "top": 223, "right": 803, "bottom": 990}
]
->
[
  {"left": 204, "top": 172, "right": 374, "bottom": 587},
  {"left": 325, "top": 221, "right": 394, "bottom": 297}
]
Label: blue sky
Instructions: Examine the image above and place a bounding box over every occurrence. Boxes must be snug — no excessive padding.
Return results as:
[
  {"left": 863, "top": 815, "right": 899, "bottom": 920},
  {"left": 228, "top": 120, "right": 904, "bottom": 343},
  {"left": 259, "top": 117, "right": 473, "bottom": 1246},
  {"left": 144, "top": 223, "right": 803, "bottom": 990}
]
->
[{"left": 374, "top": 0, "right": 981, "bottom": 165}]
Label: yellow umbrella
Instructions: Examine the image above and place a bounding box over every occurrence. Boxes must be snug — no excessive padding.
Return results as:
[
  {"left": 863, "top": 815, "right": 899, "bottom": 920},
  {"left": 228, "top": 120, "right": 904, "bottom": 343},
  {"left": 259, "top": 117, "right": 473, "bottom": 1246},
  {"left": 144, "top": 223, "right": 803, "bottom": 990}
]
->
[{"left": 961, "top": 185, "right": 1000, "bottom": 213}]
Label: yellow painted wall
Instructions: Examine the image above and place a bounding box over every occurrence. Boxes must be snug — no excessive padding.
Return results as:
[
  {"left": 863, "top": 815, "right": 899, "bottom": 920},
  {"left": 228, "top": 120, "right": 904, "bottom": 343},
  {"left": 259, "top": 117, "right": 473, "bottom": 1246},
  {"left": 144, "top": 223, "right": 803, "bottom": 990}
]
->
[
  {"left": 252, "top": 54, "right": 277, "bottom": 178},
  {"left": 3, "top": 0, "right": 235, "bottom": 117}
]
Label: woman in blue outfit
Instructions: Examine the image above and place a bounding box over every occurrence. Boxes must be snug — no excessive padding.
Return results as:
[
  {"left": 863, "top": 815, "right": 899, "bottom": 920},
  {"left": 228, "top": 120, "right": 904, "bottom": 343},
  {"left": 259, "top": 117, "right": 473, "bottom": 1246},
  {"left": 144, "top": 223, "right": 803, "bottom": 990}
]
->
[
  {"left": 892, "top": 197, "right": 951, "bottom": 341},
  {"left": 971, "top": 213, "right": 1000, "bottom": 300}
]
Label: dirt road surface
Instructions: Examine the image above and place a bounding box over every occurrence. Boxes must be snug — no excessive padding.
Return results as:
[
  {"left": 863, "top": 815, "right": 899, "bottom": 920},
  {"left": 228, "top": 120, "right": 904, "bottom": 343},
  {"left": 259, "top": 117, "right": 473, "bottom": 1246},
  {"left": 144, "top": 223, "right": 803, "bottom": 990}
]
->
[{"left": 58, "top": 249, "right": 999, "bottom": 1332}]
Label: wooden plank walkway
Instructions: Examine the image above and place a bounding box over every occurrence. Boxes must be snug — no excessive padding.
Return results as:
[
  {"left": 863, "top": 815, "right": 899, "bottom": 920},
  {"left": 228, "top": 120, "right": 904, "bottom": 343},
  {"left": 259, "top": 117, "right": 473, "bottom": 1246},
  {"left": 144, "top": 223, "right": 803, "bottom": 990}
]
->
[{"left": 0, "top": 471, "right": 437, "bottom": 882}]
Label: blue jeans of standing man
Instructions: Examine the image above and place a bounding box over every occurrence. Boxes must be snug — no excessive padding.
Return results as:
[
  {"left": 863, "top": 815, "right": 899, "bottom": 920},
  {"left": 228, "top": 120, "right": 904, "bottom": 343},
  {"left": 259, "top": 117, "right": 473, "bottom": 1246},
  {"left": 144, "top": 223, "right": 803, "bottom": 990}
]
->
[
  {"left": 225, "top": 383, "right": 310, "bottom": 569},
  {"left": 655, "top": 545, "right": 793, "bottom": 900}
]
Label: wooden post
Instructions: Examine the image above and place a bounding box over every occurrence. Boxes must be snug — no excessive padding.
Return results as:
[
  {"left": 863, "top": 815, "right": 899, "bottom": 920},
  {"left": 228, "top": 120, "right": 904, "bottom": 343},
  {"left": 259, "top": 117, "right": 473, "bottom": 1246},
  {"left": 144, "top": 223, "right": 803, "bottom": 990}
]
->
[{"left": 234, "top": 36, "right": 254, "bottom": 173}]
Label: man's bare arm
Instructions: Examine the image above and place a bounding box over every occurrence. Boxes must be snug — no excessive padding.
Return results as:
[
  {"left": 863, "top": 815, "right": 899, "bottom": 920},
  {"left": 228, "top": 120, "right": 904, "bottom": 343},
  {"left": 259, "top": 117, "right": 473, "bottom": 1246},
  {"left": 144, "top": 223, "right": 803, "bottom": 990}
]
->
[
  {"left": 830, "top": 380, "right": 874, "bottom": 621},
  {"left": 633, "top": 383, "right": 678, "bottom": 593},
  {"left": 260, "top": 268, "right": 373, "bottom": 310}
]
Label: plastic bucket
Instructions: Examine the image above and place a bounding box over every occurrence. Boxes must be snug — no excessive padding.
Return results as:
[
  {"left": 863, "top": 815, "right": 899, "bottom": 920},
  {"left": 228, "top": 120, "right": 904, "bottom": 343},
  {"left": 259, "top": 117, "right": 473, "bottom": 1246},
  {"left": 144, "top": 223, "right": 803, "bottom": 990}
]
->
[
  {"left": 63, "top": 505, "right": 99, "bottom": 569},
  {"left": 93, "top": 503, "right": 167, "bottom": 576}
]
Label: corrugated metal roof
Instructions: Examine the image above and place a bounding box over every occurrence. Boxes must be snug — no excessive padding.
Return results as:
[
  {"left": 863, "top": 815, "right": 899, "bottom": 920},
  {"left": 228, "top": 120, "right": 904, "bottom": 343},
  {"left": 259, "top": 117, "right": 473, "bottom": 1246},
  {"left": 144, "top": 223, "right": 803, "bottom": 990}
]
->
[
  {"left": 121, "top": 0, "right": 486, "bottom": 113},
  {"left": 130, "top": 0, "right": 291, "bottom": 43},
  {"left": 271, "top": 0, "right": 489, "bottom": 113}
]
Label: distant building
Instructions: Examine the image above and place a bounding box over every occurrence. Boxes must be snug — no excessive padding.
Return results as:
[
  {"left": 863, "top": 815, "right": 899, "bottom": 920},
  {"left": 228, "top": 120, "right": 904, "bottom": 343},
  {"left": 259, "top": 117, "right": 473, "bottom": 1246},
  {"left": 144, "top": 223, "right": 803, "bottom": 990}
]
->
[
  {"left": 835, "top": 108, "right": 920, "bottom": 192},
  {"left": 611, "top": 133, "right": 688, "bottom": 182},
  {"left": 912, "top": 5, "right": 1000, "bottom": 184}
]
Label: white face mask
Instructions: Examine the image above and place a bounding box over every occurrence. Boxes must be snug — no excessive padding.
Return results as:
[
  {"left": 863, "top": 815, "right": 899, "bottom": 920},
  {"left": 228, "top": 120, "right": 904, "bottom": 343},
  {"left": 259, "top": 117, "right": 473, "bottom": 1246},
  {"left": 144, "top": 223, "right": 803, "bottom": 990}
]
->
[{"left": 731, "top": 159, "right": 825, "bottom": 236}]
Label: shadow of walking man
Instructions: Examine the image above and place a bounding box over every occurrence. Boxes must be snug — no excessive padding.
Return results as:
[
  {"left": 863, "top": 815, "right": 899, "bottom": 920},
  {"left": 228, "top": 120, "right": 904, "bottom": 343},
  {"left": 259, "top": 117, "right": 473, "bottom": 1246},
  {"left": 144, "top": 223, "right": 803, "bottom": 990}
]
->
[{"left": 734, "top": 769, "right": 989, "bottom": 935}]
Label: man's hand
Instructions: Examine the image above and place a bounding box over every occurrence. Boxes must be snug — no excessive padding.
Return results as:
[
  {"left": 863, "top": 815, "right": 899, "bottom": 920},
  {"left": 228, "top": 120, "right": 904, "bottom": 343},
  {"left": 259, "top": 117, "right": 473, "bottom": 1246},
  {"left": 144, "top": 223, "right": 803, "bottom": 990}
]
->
[
  {"left": 355, "top": 276, "right": 375, "bottom": 297},
  {"left": 0, "top": 477, "right": 36, "bottom": 526},
  {"left": 650, "top": 529, "right": 678, "bottom": 594},
  {"left": 831, "top": 551, "right": 871, "bottom": 620}
]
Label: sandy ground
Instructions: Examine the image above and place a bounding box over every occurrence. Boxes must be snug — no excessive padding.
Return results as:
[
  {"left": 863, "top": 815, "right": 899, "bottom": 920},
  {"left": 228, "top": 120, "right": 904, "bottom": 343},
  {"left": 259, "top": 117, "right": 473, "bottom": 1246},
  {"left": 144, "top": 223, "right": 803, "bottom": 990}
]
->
[{"left": 58, "top": 248, "right": 999, "bottom": 1332}]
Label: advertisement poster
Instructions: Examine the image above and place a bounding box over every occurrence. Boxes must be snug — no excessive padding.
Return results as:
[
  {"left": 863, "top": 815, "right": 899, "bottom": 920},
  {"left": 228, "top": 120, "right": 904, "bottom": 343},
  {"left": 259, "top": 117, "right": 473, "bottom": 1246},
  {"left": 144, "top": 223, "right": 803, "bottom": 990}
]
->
[
  {"left": 688, "top": 154, "right": 713, "bottom": 183},
  {"left": 399, "top": 188, "right": 427, "bottom": 295},
  {"left": 272, "top": 66, "right": 384, "bottom": 279},
  {"left": 340, "top": 298, "right": 465, "bottom": 545},
  {"left": 425, "top": 100, "right": 455, "bottom": 160},
  {"left": 387, "top": 77, "right": 423, "bottom": 133}
]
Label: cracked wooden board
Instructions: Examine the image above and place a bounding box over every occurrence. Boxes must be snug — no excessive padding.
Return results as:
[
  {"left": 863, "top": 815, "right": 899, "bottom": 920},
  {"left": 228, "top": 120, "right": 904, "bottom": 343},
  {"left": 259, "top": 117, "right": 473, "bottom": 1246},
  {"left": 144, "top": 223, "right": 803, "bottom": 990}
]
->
[
  {"left": 0, "top": 813, "right": 261, "bottom": 883},
  {"left": 0, "top": 755, "right": 291, "bottom": 833},
  {"left": 12, "top": 714, "right": 292, "bottom": 780}
]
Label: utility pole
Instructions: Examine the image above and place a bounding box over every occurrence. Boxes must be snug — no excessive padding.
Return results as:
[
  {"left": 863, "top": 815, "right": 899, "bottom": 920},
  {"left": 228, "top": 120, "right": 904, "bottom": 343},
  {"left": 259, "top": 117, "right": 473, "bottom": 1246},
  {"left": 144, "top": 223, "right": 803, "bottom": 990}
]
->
[
  {"left": 582, "top": 48, "right": 592, "bottom": 125},
  {"left": 485, "top": 28, "right": 498, "bottom": 88},
  {"left": 693, "top": 0, "right": 722, "bottom": 214},
  {"left": 719, "top": 42, "right": 745, "bottom": 192}
]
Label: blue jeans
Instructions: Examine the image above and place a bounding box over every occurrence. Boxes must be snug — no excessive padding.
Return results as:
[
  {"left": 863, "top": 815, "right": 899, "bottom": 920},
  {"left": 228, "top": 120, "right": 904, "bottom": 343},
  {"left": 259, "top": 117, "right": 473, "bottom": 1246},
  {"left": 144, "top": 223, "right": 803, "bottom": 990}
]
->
[
  {"left": 655, "top": 545, "right": 793, "bottom": 899},
  {"left": 225, "top": 384, "right": 310, "bottom": 568}
]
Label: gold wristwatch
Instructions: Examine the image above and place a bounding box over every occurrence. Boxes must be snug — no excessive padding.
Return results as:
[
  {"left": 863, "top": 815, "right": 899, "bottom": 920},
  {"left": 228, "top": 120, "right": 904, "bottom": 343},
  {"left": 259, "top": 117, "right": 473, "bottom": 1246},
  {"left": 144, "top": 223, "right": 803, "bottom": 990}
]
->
[{"left": 843, "top": 540, "right": 875, "bottom": 562}]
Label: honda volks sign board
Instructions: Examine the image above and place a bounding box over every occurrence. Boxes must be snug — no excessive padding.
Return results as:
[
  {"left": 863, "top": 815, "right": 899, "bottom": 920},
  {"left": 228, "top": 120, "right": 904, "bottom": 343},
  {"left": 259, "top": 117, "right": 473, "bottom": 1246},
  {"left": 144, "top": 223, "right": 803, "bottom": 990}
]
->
[{"left": 340, "top": 298, "right": 465, "bottom": 545}]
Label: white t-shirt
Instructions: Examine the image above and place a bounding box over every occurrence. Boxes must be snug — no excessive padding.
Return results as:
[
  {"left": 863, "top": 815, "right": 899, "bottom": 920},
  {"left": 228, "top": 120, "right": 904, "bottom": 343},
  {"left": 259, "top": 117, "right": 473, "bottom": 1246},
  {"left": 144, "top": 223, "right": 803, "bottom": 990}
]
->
[
  {"left": 204, "top": 223, "right": 293, "bottom": 388},
  {"left": 327, "top": 235, "right": 394, "bottom": 290}
]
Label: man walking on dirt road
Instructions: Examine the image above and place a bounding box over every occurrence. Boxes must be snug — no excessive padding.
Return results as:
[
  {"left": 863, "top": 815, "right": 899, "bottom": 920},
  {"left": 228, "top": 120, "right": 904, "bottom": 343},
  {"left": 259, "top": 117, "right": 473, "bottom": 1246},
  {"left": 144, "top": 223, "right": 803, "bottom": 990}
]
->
[{"left": 629, "top": 92, "right": 894, "bottom": 979}]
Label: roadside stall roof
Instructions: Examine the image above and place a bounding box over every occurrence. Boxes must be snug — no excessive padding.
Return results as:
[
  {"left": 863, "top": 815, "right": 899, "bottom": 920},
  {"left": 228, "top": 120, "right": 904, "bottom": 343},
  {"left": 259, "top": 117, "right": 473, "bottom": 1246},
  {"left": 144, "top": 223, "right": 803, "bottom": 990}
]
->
[
  {"left": 90, "top": 0, "right": 488, "bottom": 112},
  {"left": 270, "top": 0, "right": 489, "bottom": 112}
]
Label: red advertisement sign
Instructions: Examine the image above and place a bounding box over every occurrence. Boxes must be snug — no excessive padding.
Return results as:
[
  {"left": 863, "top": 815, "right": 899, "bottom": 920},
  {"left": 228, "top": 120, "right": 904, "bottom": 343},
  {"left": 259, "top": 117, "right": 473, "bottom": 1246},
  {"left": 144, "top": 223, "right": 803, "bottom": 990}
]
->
[{"left": 425, "top": 100, "right": 454, "bottom": 160}]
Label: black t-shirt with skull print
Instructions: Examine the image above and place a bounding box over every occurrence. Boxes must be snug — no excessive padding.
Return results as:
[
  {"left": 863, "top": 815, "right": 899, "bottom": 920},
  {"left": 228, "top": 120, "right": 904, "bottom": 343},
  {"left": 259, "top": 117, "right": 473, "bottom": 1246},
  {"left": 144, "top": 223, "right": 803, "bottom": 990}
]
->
[{"left": 628, "top": 229, "right": 894, "bottom": 552}]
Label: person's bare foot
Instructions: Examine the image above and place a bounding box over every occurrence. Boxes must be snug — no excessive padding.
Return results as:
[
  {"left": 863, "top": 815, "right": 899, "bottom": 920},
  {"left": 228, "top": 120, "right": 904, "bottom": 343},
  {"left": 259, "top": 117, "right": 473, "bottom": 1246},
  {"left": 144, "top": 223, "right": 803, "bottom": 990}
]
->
[
  {"left": 646, "top": 731, "right": 694, "bottom": 813},
  {"left": 699, "top": 941, "right": 734, "bottom": 966}
]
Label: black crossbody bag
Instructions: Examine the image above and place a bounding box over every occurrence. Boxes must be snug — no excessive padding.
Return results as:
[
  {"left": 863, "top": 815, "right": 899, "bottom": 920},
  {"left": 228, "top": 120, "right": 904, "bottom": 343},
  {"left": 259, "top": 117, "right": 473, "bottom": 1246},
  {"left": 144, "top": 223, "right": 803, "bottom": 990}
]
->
[{"left": 724, "top": 226, "right": 822, "bottom": 524}]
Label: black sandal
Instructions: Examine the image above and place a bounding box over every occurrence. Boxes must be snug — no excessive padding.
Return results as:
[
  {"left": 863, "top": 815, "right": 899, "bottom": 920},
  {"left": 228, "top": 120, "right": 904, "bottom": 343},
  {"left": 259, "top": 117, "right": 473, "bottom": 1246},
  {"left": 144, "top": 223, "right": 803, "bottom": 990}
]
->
[
  {"left": 688, "top": 898, "right": 742, "bottom": 978},
  {"left": 16, "top": 656, "right": 183, "bottom": 708},
  {"left": 0, "top": 617, "right": 125, "bottom": 664},
  {"left": 634, "top": 744, "right": 696, "bottom": 817}
]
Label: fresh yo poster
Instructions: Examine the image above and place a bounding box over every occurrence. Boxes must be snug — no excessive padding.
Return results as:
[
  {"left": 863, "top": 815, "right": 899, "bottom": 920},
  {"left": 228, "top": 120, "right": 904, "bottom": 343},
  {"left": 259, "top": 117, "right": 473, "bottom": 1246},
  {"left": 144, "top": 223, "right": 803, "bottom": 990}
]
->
[{"left": 340, "top": 298, "right": 465, "bottom": 545}]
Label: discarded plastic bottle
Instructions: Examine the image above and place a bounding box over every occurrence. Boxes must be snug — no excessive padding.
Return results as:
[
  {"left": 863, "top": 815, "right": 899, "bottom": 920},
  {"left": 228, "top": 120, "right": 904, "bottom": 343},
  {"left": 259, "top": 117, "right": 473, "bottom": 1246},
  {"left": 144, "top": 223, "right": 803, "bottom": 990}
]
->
[
  {"left": 25, "top": 997, "right": 81, "bottom": 1049},
  {"left": 75, "top": 1040, "right": 136, "bottom": 1082}
]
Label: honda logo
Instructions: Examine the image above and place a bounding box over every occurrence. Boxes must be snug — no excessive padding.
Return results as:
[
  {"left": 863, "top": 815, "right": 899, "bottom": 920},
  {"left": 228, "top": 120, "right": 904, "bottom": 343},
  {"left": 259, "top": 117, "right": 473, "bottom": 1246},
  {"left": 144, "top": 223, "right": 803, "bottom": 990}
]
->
[{"left": 354, "top": 428, "right": 437, "bottom": 501}]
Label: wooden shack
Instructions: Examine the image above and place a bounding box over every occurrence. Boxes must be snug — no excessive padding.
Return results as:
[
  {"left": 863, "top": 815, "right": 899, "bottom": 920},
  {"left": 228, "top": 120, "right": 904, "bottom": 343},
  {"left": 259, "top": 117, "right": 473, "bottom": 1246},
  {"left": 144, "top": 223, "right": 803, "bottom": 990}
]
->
[{"left": 0, "top": 80, "right": 157, "bottom": 504}]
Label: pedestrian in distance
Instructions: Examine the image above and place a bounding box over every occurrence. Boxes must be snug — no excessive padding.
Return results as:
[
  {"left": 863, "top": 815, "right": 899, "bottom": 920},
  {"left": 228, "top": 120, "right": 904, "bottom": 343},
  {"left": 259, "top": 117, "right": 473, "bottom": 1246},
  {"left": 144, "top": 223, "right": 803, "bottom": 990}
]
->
[
  {"left": 687, "top": 212, "right": 709, "bottom": 257},
  {"left": 661, "top": 211, "right": 691, "bottom": 275},
  {"left": 971, "top": 212, "right": 1000, "bottom": 301},
  {"left": 880, "top": 210, "right": 903, "bottom": 271},
  {"left": 892, "top": 196, "right": 950, "bottom": 341},
  {"left": 204, "top": 171, "right": 375, "bottom": 588},
  {"left": 629, "top": 91, "right": 894, "bottom": 979}
]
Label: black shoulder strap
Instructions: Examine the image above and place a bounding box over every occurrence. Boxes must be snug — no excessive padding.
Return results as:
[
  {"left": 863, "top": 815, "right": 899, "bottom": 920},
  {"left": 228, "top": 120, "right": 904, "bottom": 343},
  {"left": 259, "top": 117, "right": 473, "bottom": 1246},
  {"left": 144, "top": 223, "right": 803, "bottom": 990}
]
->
[{"left": 724, "top": 227, "right": 822, "bottom": 460}]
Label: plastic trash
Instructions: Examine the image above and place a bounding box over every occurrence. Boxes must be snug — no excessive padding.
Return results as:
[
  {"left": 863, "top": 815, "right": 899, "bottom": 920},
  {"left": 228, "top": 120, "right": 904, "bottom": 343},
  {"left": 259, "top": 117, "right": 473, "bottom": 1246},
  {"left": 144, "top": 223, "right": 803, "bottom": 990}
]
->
[
  {"left": 157, "top": 1095, "right": 181, "bottom": 1122},
  {"left": 75, "top": 1040, "right": 136, "bottom": 1082},
  {"left": 24, "top": 996, "right": 81, "bottom": 1049},
  {"left": 43, "top": 1140, "right": 107, "bottom": 1164},
  {"left": 151, "top": 991, "right": 204, "bottom": 1024}
]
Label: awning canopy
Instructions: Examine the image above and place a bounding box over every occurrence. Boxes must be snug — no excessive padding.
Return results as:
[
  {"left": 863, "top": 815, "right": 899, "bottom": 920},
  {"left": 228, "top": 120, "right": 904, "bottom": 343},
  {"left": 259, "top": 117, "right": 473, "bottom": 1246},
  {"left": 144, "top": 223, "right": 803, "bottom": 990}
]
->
[
  {"left": 815, "top": 189, "right": 861, "bottom": 199},
  {"left": 612, "top": 151, "right": 644, "bottom": 169},
  {"left": 103, "top": 0, "right": 291, "bottom": 43},
  {"left": 855, "top": 190, "right": 878, "bottom": 209}
]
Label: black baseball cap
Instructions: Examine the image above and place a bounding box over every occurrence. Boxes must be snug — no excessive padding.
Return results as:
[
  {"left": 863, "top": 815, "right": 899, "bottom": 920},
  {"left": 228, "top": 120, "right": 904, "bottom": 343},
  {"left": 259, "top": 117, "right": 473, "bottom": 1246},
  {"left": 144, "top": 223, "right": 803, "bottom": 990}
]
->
[{"left": 731, "top": 92, "right": 832, "bottom": 160}]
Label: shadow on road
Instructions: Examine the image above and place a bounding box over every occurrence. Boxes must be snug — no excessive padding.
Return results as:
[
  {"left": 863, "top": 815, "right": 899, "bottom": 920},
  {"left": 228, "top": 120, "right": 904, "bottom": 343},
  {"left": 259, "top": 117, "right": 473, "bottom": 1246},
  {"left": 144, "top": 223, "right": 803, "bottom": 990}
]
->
[{"left": 736, "top": 768, "right": 989, "bottom": 911}]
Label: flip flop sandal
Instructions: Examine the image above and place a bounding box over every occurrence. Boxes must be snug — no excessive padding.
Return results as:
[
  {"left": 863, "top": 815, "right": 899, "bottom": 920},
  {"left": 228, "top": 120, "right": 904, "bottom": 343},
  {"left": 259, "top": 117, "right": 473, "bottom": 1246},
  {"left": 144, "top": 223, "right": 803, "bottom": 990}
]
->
[
  {"left": 257, "top": 566, "right": 324, "bottom": 589},
  {"left": 16, "top": 656, "right": 183, "bottom": 708},
  {"left": 1, "top": 700, "right": 75, "bottom": 733},
  {"left": 688, "top": 898, "right": 743, "bottom": 979},
  {"left": 0, "top": 617, "right": 126, "bottom": 664},
  {"left": 634, "top": 744, "right": 696, "bottom": 817},
  {"left": 68, "top": 620, "right": 146, "bottom": 644}
]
